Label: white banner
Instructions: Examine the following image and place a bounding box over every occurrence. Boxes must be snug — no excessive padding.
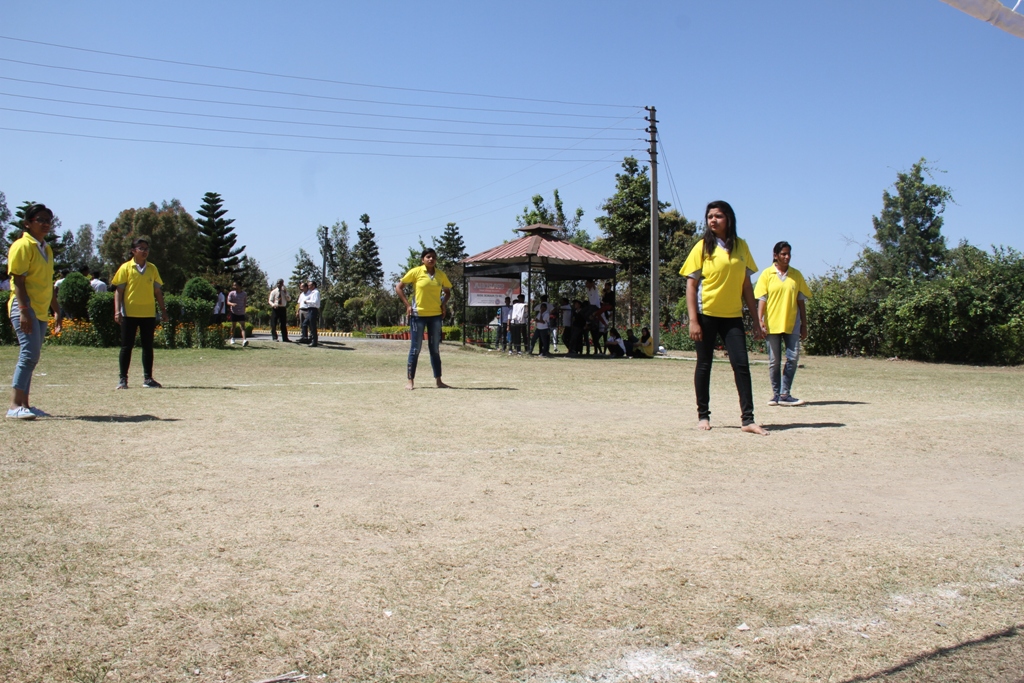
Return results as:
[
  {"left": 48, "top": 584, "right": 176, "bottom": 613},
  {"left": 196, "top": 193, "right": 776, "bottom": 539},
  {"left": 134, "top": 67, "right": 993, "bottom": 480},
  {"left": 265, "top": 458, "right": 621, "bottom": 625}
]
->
[
  {"left": 940, "top": 0, "right": 1024, "bottom": 39},
  {"left": 467, "top": 277, "right": 521, "bottom": 307}
]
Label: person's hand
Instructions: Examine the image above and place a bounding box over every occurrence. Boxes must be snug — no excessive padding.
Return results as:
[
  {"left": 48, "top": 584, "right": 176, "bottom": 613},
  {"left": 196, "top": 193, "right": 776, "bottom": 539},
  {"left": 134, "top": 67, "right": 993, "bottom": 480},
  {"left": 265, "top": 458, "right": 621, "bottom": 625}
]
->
[
  {"left": 688, "top": 319, "right": 702, "bottom": 342},
  {"left": 752, "top": 322, "right": 766, "bottom": 341},
  {"left": 800, "top": 324, "right": 808, "bottom": 341},
  {"left": 406, "top": 304, "right": 413, "bottom": 318},
  {"left": 114, "top": 311, "right": 122, "bottom": 324},
  {"left": 53, "top": 315, "right": 63, "bottom": 335},
  {"left": 20, "top": 310, "right": 33, "bottom": 334},
  {"left": 161, "top": 311, "right": 169, "bottom": 323}
]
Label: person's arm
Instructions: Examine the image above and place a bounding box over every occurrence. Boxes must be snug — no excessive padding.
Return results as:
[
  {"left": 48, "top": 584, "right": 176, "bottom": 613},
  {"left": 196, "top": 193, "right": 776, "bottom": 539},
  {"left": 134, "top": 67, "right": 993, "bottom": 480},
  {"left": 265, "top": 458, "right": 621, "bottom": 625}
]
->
[
  {"left": 441, "top": 286, "right": 452, "bottom": 317},
  {"left": 742, "top": 276, "right": 765, "bottom": 340},
  {"left": 268, "top": 290, "right": 276, "bottom": 307},
  {"left": 12, "top": 275, "right": 35, "bottom": 334},
  {"left": 686, "top": 277, "right": 702, "bottom": 342},
  {"left": 155, "top": 285, "right": 168, "bottom": 322},
  {"left": 395, "top": 281, "right": 412, "bottom": 318},
  {"left": 798, "top": 299, "right": 808, "bottom": 340},
  {"left": 49, "top": 281, "right": 63, "bottom": 334},
  {"left": 757, "top": 298, "right": 767, "bottom": 334},
  {"left": 114, "top": 285, "right": 124, "bottom": 324}
]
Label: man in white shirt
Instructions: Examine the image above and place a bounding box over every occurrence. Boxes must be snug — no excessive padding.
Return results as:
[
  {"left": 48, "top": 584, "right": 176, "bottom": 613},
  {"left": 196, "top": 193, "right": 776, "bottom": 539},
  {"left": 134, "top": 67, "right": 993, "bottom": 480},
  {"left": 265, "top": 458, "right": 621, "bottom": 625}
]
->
[
  {"left": 89, "top": 271, "right": 108, "bottom": 292},
  {"left": 302, "top": 281, "right": 321, "bottom": 347},
  {"left": 585, "top": 279, "right": 602, "bottom": 308},
  {"left": 497, "top": 296, "right": 513, "bottom": 352},
  {"left": 212, "top": 286, "right": 227, "bottom": 324},
  {"left": 509, "top": 294, "right": 528, "bottom": 355},
  {"left": 268, "top": 279, "right": 291, "bottom": 342}
]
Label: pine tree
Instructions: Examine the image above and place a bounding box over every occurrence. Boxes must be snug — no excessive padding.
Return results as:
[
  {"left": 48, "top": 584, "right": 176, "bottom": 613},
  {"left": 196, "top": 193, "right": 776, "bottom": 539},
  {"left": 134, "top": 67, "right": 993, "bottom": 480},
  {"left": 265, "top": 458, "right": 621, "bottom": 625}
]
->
[
  {"left": 433, "top": 222, "right": 468, "bottom": 324},
  {"left": 196, "top": 192, "right": 245, "bottom": 274},
  {"left": 289, "top": 248, "right": 320, "bottom": 288},
  {"left": 351, "top": 217, "right": 383, "bottom": 288}
]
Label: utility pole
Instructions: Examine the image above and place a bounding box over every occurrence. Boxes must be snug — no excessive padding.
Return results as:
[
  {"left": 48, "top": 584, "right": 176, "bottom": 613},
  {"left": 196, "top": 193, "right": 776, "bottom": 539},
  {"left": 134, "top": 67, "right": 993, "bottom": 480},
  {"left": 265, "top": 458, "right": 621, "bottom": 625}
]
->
[{"left": 646, "top": 106, "right": 660, "bottom": 350}]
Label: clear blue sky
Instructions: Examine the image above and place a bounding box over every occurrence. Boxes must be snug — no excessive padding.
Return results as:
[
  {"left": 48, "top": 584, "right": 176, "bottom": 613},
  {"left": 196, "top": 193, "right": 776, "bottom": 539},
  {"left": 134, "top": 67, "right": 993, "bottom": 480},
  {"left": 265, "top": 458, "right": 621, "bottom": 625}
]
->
[{"left": 2, "top": 0, "right": 1021, "bottom": 282}]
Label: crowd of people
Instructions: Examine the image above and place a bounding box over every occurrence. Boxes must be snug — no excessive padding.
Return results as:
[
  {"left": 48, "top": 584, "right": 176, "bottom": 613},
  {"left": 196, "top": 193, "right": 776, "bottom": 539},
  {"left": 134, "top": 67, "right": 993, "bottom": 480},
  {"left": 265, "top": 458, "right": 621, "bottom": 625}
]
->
[{"left": 7, "top": 201, "right": 811, "bottom": 435}]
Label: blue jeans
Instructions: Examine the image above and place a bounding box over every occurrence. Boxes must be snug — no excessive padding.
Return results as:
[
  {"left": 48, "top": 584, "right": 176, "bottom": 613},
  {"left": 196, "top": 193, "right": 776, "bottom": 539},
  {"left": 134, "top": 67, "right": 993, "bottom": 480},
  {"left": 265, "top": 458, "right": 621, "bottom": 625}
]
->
[
  {"left": 766, "top": 331, "right": 800, "bottom": 397},
  {"left": 407, "top": 315, "right": 442, "bottom": 380},
  {"left": 10, "top": 299, "right": 48, "bottom": 394}
]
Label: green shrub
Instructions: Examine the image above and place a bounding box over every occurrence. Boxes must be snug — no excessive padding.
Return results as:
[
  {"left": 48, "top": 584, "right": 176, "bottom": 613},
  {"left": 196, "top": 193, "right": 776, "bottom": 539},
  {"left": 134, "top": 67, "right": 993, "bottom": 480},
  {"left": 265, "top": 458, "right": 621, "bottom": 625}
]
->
[
  {"left": 57, "top": 272, "right": 94, "bottom": 320},
  {"left": 87, "top": 292, "right": 119, "bottom": 347},
  {"left": 442, "top": 326, "right": 461, "bottom": 341},
  {"left": 0, "top": 291, "right": 15, "bottom": 345},
  {"left": 182, "top": 276, "right": 218, "bottom": 303}
]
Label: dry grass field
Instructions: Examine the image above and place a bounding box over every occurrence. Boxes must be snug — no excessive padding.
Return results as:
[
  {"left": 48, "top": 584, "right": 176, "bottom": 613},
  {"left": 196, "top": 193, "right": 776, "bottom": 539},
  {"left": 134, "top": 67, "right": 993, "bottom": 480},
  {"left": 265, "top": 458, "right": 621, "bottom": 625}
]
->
[{"left": 1, "top": 338, "right": 1022, "bottom": 683}]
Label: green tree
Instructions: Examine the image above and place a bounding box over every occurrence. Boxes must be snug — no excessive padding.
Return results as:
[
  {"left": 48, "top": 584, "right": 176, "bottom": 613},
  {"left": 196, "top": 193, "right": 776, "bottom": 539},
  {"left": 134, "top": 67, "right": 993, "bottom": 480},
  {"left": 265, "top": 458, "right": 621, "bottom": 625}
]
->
[
  {"left": 100, "top": 199, "right": 202, "bottom": 293},
  {"left": 289, "top": 248, "right": 320, "bottom": 288},
  {"left": 329, "top": 220, "right": 351, "bottom": 283},
  {"left": 433, "top": 222, "right": 468, "bottom": 324},
  {"left": 516, "top": 189, "right": 588, "bottom": 244},
  {"left": 593, "top": 157, "right": 672, "bottom": 326},
  {"left": 316, "top": 224, "right": 334, "bottom": 286},
  {"left": 196, "top": 192, "right": 245, "bottom": 275},
  {"left": 0, "top": 191, "right": 11, "bottom": 265},
  {"left": 351, "top": 219, "right": 384, "bottom": 288},
  {"left": 63, "top": 222, "right": 105, "bottom": 274},
  {"left": 859, "top": 158, "right": 952, "bottom": 282}
]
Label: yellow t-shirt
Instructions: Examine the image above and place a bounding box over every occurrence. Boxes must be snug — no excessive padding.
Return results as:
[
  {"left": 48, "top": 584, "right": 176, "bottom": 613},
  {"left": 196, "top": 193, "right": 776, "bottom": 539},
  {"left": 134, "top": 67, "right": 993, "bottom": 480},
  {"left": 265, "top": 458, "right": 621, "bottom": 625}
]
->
[
  {"left": 6, "top": 233, "right": 55, "bottom": 319},
  {"left": 753, "top": 265, "right": 812, "bottom": 334},
  {"left": 400, "top": 265, "right": 452, "bottom": 317},
  {"left": 111, "top": 260, "right": 163, "bottom": 318},
  {"left": 679, "top": 238, "right": 758, "bottom": 318}
]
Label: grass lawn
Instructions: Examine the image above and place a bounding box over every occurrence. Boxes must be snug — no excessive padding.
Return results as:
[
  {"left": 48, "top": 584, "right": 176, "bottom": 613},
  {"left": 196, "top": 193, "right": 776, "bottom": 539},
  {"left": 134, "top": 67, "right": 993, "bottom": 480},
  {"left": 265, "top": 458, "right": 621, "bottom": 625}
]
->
[{"left": 1, "top": 339, "right": 1023, "bottom": 682}]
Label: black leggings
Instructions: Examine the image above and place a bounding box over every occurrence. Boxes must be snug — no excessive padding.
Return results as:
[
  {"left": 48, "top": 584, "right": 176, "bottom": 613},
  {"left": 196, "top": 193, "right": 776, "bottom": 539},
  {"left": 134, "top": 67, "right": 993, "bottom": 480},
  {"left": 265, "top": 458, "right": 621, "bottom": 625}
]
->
[
  {"left": 694, "top": 314, "right": 754, "bottom": 425},
  {"left": 120, "top": 316, "right": 156, "bottom": 380}
]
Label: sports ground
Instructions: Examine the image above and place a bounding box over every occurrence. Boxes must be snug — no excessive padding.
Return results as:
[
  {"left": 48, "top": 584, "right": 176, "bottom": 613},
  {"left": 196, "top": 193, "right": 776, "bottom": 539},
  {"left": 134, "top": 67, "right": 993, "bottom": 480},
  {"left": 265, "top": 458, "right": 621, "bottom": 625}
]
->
[{"left": 2, "top": 339, "right": 1022, "bottom": 682}]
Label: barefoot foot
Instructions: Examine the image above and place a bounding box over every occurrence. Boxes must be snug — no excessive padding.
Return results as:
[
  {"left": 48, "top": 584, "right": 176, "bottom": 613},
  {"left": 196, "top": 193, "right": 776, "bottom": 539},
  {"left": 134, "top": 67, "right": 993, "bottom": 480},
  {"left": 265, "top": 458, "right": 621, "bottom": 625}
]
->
[
  {"left": 405, "top": 381, "right": 415, "bottom": 390},
  {"left": 697, "top": 419, "right": 712, "bottom": 431},
  {"left": 435, "top": 379, "right": 450, "bottom": 388},
  {"left": 741, "top": 423, "right": 770, "bottom": 436}
]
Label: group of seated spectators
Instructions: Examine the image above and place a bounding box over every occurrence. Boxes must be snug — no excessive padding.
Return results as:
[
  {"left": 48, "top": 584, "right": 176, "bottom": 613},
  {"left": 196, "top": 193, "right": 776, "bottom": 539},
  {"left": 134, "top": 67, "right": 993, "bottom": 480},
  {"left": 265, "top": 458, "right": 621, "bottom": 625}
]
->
[{"left": 496, "top": 278, "right": 655, "bottom": 359}]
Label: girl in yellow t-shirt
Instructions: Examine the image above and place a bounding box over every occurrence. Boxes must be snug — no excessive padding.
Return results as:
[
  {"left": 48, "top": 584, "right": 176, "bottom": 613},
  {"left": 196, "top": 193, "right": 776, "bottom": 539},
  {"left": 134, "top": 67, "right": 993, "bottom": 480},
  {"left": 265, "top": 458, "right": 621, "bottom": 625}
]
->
[
  {"left": 6, "top": 204, "right": 62, "bottom": 420},
  {"left": 754, "top": 241, "right": 811, "bottom": 407},
  {"left": 111, "top": 238, "right": 169, "bottom": 390},
  {"left": 396, "top": 247, "right": 452, "bottom": 390},
  {"left": 680, "top": 201, "right": 768, "bottom": 435}
]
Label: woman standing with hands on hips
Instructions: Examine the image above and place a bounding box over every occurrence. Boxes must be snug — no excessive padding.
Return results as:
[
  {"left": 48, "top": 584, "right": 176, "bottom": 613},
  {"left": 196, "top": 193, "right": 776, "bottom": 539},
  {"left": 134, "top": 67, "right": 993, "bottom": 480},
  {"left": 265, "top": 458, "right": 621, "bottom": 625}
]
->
[
  {"left": 6, "top": 204, "right": 62, "bottom": 420},
  {"left": 755, "top": 241, "right": 811, "bottom": 407},
  {"left": 681, "top": 201, "right": 769, "bottom": 435},
  {"left": 396, "top": 248, "right": 451, "bottom": 390}
]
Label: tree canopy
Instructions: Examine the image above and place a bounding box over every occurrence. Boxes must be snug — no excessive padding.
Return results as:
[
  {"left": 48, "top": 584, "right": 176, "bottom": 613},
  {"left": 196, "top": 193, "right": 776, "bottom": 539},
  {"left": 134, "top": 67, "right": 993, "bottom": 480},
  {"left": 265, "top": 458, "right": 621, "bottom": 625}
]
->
[
  {"left": 100, "top": 200, "right": 202, "bottom": 293},
  {"left": 196, "top": 192, "right": 245, "bottom": 275}
]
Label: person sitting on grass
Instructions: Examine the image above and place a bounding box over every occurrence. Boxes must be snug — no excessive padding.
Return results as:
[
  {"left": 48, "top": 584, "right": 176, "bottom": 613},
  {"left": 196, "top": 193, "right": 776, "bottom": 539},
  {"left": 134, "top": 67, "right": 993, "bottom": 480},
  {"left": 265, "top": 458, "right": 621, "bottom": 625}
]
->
[
  {"left": 112, "top": 237, "right": 169, "bottom": 390},
  {"left": 632, "top": 327, "right": 654, "bottom": 358},
  {"left": 606, "top": 328, "right": 626, "bottom": 357},
  {"left": 227, "top": 281, "right": 248, "bottom": 347}
]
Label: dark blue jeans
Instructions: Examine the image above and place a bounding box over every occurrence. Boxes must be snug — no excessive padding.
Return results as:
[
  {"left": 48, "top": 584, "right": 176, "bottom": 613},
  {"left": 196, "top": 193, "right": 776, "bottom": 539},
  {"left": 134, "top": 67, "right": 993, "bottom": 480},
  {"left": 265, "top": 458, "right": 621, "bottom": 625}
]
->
[
  {"left": 694, "top": 314, "right": 755, "bottom": 426},
  {"left": 408, "top": 315, "right": 442, "bottom": 380}
]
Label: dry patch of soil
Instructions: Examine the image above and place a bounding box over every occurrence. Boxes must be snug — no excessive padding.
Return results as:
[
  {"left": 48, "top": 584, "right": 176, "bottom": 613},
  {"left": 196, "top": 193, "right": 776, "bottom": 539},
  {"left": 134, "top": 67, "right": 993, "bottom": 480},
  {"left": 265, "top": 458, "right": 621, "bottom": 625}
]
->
[{"left": 1, "top": 341, "right": 1022, "bottom": 682}]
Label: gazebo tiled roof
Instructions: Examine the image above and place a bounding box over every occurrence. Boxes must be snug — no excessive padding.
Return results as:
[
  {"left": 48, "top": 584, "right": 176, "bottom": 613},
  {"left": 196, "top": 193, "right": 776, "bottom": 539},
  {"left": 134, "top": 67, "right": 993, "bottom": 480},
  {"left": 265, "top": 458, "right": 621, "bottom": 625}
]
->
[{"left": 462, "top": 224, "right": 618, "bottom": 269}]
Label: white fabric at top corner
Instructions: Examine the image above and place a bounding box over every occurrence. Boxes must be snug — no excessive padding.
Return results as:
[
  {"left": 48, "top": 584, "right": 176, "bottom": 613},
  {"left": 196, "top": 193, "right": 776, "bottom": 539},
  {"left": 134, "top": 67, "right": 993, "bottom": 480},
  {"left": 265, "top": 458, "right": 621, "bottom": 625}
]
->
[{"left": 940, "top": 0, "right": 1024, "bottom": 39}]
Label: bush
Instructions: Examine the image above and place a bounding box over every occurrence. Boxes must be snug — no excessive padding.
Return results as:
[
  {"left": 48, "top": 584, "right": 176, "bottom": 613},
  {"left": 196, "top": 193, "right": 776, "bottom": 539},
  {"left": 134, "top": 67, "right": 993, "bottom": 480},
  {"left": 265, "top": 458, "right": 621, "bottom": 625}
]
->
[
  {"left": 182, "top": 276, "right": 218, "bottom": 303},
  {"left": 442, "top": 326, "right": 461, "bottom": 341},
  {"left": 47, "top": 318, "right": 100, "bottom": 346},
  {"left": 87, "top": 292, "right": 119, "bottom": 347},
  {"left": 57, "top": 272, "right": 94, "bottom": 320},
  {"left": 0, "top": 291, "right": 15, "bottom": 345},
  {"left": 163, "top": 294, "right": 220, "bottom": 348}
]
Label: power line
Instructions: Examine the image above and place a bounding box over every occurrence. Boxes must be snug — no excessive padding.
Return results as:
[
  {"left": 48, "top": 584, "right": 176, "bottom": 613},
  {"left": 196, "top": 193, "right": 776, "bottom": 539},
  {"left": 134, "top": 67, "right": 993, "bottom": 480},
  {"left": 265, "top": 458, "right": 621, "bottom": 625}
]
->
[
  {"left": 0, "top": 58, "right": 639, "bottom": 120},
  {"left": 0, "top": 126, "right": 641, "bottom": 162},
  {"left": 0, "top": 34, "right": 641, "bottom": 110},
  {"left": 1, "top": 106, "right": 636, "bottom": 153},
  {"left": 0, "top": 76, "right": 641, "bottom": 132},
  {"left": 0, "top": 91, "right": 638, "bottom": 141},
  {"left": 657, "top": 134, "right": 682, "bottom": 210}
]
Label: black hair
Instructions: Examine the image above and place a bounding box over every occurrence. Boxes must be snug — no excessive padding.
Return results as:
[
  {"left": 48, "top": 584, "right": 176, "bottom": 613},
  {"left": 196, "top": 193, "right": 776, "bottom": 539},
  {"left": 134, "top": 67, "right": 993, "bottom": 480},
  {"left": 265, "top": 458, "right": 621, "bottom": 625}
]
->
[
  {"left": 773, "top": 241, "right": 792, "bottom": 262},
  {"left": 702, "top": 200, "right": 737, "bottom": 258},
  {"left": 24, "top": 203, "right": 53, "bottom": 223},
  {"left": 420, "top": 247, "right": 437, "bottom": 260},
  {"left": 131, "top": 237, "right": 150, "bottom": 249}
]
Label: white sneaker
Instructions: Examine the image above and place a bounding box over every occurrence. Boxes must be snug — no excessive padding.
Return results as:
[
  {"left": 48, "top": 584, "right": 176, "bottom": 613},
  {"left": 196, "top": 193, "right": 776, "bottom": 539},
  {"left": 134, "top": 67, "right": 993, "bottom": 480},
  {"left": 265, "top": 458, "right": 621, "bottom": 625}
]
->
[
  {"left": 6, "top": 406, "right": 36, "bottom": 420},
  {"left": 242, "top": 339, "right": 249, "bottom": 347},
  {"left": 230, "top": 338, "right": 236, "bottom": 345}
]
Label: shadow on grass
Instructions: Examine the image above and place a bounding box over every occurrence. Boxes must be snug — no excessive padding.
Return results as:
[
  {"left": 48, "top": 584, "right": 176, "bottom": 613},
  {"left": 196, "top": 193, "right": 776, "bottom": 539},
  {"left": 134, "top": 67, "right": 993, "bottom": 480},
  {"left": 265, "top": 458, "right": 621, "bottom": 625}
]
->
[
  {"left": 840, "top": 623, "right": 1024, "bottom": 682},
  {"left": 447, "top": 386, "right": 518, "bottom": 391},
  {"left": 72, "top": 415, "right": 181, "bottom": 423},
  {"left": 807, "top": 400, "right": 869, "bottom": 406},
  {"left": 762, "top": 422, "right": 846, "bottom": 431}
]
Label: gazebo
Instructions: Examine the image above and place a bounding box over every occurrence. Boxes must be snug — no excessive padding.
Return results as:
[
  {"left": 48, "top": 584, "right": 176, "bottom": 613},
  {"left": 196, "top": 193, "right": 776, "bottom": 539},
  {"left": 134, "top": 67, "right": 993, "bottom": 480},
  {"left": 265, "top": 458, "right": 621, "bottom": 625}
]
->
[{"left": 459, "top": 224, "right": 620, "bottom": 347}]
